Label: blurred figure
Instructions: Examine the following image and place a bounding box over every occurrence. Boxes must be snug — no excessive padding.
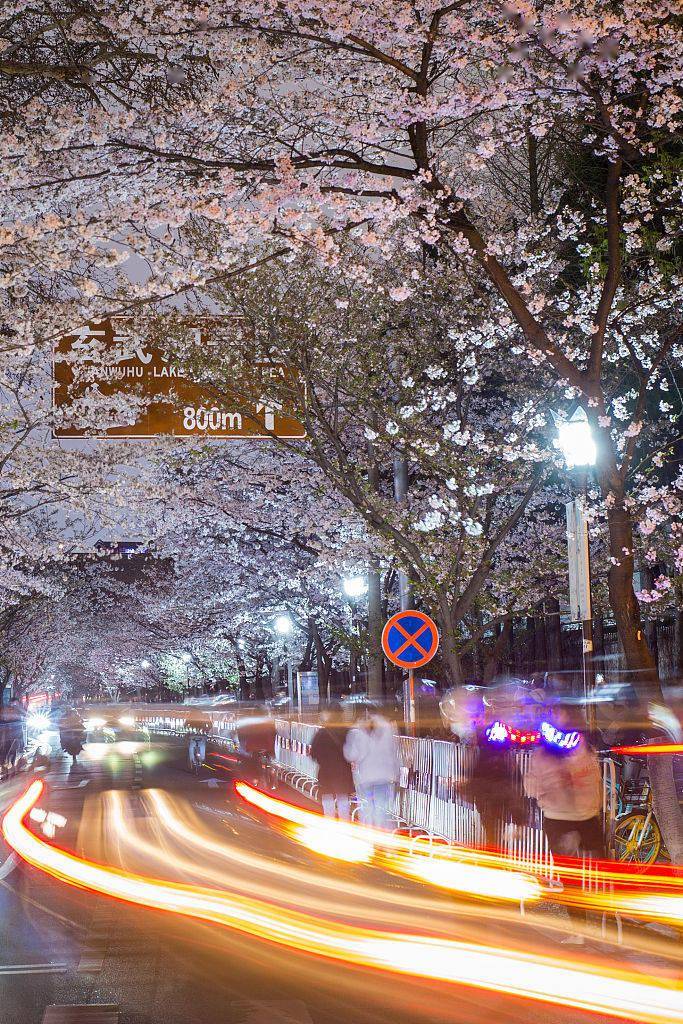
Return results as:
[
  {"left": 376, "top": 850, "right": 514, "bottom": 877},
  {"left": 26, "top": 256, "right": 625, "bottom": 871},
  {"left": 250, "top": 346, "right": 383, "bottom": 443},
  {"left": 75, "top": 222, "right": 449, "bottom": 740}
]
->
[
  {"left": 237, "top": 706, "right": 277, "bottom": 789},
  {"left": 310, "top": 702, "right": 354, "bottom": 819},
  {"left": 0, "top": 699, "right": 24, "bottom": 767},
  {"left": 187, "top": 708, "right": 211, "bottom": 773},
  {"left": 466, "top": 723, "right": 526, "bottom": 850},
  {"left": 344, "top": 706, "right": 398, "bottom": 829},
  {"left": 440, "top": 685, "right": 485, "bottom": 742},
  {"left": 524, "top": 709, "right": 602, "bottom": 942},
  {"left": 59, "top": 709, "right": 86, "bottom": 765}
]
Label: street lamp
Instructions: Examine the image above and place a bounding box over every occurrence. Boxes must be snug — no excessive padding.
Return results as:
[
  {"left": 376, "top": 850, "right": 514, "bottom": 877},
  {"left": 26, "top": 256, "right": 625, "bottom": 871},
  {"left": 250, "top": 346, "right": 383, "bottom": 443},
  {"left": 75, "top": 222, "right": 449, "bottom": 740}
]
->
[
  {"left": 557, "top": 407, "right": 597, "bottom": 469},
  {"left": 343, "top": 576, "right": 368, "bottom": 598},
  {"left": 557, "top": 408, "right": 596, "bottom": 726},
  {"left": 274, "top": 614, "right": 293, "bottom": 636}
]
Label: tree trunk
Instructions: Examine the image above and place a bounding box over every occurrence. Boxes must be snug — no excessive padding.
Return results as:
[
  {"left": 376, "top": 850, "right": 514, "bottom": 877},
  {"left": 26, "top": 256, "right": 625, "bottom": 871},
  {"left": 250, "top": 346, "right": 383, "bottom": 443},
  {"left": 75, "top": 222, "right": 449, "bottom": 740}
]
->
[
  {"left": 237, "top": 658, "right": 248, "bottom": 701},
  {"left": 545, "top": 597, "right": 562, "bottom": 672},
  {"left": 602, "top": 491, "right": 683, "bottom": 862},
  {"left": 483, "top": 616, "right": 512, "bottom": 683},
  {"left": 675, "top": 606, "right": 683, "bottom": 677},
  {"left": 604, "top": 499, "right": 660, "bottom": 695},
  {"left": 367, "top": 560, "right": 384, "bottom": 700},
  {"left": 648, "top": 752, "right": 683, "bottom": 863},
  {"left": 534, "top": 605, "right": 547, "bottom": 676},
  {"left": 311, "top": 620, "right": 331, "bottom": 703},
  {"left": 437, "top": 602, "right": 464, "bottom": 686}
]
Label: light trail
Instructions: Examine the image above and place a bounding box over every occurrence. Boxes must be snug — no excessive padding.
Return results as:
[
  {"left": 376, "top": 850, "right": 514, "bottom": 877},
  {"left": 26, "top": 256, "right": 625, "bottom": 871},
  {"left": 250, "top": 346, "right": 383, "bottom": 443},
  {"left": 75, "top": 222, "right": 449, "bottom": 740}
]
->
[
  {"left": 3, "top": 780, "right": 683, "bottom": 1024},
  {"left": 235, "top": 782, "right": 683, "bottom": 925},
  {"left": 611, "top": 744, "right": 683, "bottom": 756}
]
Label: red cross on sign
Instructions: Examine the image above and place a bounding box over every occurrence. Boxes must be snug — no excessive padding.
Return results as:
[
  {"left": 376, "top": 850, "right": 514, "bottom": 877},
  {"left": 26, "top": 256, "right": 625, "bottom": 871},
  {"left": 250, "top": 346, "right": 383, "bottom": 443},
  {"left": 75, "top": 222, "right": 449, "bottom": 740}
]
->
[{"left": 381, "top": 610, "right": 439, "bottom": 670}]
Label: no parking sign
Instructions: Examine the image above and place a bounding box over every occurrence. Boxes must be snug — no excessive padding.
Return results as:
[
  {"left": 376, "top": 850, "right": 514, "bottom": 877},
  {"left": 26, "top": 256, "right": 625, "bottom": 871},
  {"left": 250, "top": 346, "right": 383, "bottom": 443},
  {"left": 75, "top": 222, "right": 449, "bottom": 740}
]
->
[{"left": 381, "top": 610, "right": 439, "bottom": 669}]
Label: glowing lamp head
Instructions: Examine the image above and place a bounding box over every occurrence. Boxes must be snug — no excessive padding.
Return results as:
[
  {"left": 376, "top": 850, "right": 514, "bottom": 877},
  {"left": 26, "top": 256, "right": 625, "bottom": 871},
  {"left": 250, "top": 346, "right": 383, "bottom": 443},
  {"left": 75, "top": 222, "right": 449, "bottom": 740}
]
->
[
  {"left": 274, "top": 615, "right": 293, "bottom": 635},
  {"left": 557, "top": 408, "right": 596, "bottom": 469},
  {"left": 343, "top": 576, "right": 368, "bottom": 598}
]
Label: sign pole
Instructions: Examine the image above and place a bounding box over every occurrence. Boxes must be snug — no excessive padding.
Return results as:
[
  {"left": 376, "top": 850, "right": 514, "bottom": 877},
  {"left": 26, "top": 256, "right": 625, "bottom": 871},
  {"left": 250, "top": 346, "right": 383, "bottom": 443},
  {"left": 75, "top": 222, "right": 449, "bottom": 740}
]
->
[{"left": 405, "top": 668, "right": 416, "bottom": 736}]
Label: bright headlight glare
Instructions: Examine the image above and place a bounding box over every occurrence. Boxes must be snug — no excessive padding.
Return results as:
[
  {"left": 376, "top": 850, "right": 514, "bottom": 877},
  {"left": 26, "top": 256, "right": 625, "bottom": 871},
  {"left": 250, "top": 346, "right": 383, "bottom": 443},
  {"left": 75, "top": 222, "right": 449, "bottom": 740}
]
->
[{"left": 27, "top": 715, "right": 51, "bottom": 731}]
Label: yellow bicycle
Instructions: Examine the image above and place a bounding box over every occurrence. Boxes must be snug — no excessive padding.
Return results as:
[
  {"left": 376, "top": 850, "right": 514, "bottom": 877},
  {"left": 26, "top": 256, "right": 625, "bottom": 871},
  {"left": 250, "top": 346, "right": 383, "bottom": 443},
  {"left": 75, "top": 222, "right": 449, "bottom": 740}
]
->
[{"left": 611, "top": 759, "right": 662, "bottom": 865}]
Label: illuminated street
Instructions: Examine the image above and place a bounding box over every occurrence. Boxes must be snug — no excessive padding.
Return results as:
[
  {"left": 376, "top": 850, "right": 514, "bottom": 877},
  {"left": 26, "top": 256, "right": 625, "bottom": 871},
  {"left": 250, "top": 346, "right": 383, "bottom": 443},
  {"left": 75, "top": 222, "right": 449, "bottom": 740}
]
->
[
  {"left": 0, "top": 725, "right": 681, "bottom": 1024},
  {"left": 2, "top": 4, "right": 683, "bottom": 1023}
]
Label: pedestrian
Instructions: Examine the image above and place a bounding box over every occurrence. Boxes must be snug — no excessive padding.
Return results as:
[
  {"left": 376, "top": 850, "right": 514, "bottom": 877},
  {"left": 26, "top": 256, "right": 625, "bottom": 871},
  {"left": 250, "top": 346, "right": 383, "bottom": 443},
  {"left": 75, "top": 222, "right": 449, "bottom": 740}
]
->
[
  {"left": 237, "top": 705, "right": 277, "bottom": 788},
  {"left": 310, "top": 702, "right": 354, "bottom": 819},
  {"left": 465, "top": 719, "right": 526, "bottom": 850},
  {"left": 59, "top": 709, "right": 86, "bottom": 765},
  {"left": 524, "top": 708, "right": 603, "bottom": 943},
  {"left": 344, "top": 705, "right": 399, "bottom": 829}
]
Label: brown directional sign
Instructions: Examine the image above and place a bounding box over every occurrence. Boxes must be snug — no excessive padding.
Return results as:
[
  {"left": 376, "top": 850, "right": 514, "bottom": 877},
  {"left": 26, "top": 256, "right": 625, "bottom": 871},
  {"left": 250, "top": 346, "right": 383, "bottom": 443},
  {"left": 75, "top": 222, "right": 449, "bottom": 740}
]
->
[{"left": 52, "top": 318, "right": 306, "bottom": 439}]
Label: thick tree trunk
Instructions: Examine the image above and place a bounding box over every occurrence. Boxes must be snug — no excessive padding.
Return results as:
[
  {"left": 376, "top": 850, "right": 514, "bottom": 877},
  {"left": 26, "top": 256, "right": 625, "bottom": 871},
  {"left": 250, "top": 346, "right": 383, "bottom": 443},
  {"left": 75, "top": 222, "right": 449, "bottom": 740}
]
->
[
  {"left": 534, "top": 605, "right": 547, "bottom": 675},
  {"left": 483, "top": 616, "right": 512, "bottom": 683},
  {"left": 437, "top": 602, "right": 464, "bottom": 686},
  {"left": 311, "top": 620, "right": 331, "bottom": 702},
  {"left": 545, "top": 597, "right": 562, "bottom": 672},
  {"left": 675, "top": 605, "right": 683, "bottom": 677},
  {"left": 648, "top": 752, "right": 683, "bottom": 864},
  {"left": 604, "top": 499, "right": 660, "bottom": 695},
  {"left": 367, "top": 561, "right": 384, "bottom": 700},
  {"left": 237, "top": 658, "right": 248, "bottom": 701},
  {"left": 603, "top": 491, "right": 683, "bottom": 861}
]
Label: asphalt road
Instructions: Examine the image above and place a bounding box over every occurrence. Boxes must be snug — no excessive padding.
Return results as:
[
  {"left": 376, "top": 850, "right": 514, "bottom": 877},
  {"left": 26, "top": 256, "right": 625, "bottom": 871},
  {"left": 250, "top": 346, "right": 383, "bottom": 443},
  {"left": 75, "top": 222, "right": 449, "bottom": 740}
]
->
[{"left": 0, "top": 737, "right": 680, "bottom": 1024}]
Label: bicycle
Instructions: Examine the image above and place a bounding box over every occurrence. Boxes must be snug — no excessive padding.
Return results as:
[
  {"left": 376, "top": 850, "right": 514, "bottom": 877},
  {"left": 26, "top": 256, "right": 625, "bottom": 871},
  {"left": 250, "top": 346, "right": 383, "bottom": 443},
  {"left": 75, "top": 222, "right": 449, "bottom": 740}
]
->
[
  {"left": 610, "top": 756, "right": 662, "bottom": 866},
  {"left": 187, "top": 734, "right": 207, "bottom": 775}
]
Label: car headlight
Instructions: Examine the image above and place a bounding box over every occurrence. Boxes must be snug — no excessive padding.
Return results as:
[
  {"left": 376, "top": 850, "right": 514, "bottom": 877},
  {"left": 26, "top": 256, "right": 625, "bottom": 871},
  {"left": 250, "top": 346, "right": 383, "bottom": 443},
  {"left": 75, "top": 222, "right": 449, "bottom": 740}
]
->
[
  {"left": 85, "top": 717, "right": 106, "bottom": 729},
  {"left": 27, "top": 714, "right": 51, "bottom": 732}
]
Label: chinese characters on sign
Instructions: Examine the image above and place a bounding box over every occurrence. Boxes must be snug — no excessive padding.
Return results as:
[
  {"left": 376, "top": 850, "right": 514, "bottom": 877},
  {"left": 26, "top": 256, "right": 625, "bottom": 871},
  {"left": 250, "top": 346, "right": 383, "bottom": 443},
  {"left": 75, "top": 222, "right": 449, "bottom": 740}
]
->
[{"left": 52, "top": 318, "right": 306, "bottom": 440}]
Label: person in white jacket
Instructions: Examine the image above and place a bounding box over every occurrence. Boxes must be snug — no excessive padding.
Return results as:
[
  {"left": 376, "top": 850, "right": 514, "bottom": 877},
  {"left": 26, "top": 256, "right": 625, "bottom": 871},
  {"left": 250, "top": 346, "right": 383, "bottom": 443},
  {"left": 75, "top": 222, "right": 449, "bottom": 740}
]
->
[{"left": 344, "top": 708, "right": 399, "bottom": 829}]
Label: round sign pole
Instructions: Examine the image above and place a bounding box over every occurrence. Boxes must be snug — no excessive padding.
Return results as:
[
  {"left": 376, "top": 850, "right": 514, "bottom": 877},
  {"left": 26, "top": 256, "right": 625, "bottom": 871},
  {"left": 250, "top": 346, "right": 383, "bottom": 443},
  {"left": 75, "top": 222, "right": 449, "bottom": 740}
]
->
[{"left": 405, "top": 668, "right": 416, "bottom": 736}]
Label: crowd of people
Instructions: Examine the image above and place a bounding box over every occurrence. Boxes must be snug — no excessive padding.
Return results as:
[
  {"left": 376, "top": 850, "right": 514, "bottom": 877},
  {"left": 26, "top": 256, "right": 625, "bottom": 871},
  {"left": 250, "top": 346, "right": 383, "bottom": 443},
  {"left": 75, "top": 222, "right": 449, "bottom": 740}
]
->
[{"left": 308, "top": 698, "right": 604, "bottom": 890}]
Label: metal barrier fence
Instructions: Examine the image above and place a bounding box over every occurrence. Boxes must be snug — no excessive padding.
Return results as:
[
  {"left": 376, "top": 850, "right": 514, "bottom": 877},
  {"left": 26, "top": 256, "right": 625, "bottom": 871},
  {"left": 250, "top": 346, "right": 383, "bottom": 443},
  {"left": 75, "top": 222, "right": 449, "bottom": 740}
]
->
[{"left": 135, "top": 710, "right": 618, "bottom": 884}]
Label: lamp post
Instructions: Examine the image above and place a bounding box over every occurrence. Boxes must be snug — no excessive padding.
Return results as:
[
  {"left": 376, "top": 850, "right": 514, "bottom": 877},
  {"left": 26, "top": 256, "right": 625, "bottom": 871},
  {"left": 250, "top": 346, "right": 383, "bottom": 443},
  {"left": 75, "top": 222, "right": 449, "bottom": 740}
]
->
[
  {"left": 343, "top": 576, "right": 368, "bottom": 695},
  {"left": 557, "top": 408, "right": 597, "bottom": 725},
  {"left": 274, "top": 615, "right": 295, "bottom": 714}
]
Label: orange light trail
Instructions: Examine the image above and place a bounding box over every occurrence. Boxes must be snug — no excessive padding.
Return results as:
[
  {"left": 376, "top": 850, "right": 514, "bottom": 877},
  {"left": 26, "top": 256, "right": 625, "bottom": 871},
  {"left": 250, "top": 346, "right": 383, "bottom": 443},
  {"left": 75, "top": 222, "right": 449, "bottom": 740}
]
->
[
  {"left": 235, "top": 782, "right": 683, "bottom": 925},
  {"left": 4, "top": 781, "right": 682, "bottom": 1024},
  {"left": 610, "top": 744, "right": 683, "bottom": 755}
]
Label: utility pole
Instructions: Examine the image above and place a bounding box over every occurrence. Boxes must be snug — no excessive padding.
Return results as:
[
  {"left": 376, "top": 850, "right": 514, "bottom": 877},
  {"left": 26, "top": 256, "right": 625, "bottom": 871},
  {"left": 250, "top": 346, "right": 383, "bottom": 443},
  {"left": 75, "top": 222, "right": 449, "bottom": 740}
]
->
[
  {"left": 566, "top": 496, "right": 596, "bottom": 730},
  {"left": 394, "top": 452, "right": 415, "bottom": 732}
]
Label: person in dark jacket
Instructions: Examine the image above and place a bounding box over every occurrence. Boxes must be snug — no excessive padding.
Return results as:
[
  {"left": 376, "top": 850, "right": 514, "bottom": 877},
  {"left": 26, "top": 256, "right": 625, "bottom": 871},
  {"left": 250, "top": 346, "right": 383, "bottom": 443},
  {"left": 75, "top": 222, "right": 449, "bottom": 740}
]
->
[
  {"left": 59, "top": 709, "right": 86, "bottom": 765},
  {"left": 466, "top": 725, "right": 526, "bottom": 850},
  {"left": 311, "top": 702, "right": 354, "bottom": 819}
]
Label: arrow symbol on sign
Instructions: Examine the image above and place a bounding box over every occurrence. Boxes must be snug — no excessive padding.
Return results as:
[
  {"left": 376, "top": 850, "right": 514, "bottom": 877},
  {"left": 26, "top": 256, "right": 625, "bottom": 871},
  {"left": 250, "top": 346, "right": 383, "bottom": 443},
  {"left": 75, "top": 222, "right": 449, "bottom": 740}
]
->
[{"left": 256, "top": 399, "right": 282, "bottom": 432}]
